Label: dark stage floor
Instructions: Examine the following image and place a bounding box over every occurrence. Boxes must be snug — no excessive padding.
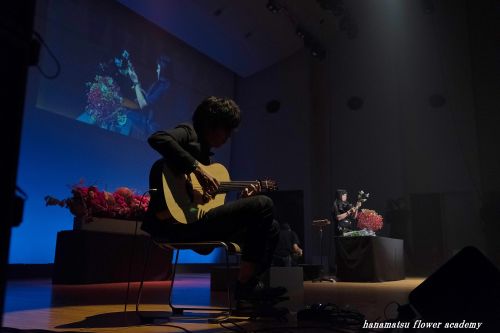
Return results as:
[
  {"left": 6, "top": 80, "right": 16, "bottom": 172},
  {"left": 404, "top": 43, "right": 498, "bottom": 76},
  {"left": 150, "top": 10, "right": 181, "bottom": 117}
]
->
[{"left": 3, "top": 274, "right": 423, "bottom": 332}]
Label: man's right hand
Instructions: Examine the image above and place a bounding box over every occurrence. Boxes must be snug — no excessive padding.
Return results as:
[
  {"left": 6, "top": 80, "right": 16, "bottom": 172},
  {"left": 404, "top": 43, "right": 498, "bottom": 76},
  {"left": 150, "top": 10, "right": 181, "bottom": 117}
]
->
[{"left": 193, "top": 163, "right": 219, "bottom": 197}]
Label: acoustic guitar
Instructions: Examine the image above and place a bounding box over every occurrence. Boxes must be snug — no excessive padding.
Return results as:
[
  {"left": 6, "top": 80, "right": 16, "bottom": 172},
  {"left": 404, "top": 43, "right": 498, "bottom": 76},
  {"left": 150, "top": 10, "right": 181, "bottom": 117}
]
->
[{"left": 150, "top": 159, "right": 277, "bottom": 224}]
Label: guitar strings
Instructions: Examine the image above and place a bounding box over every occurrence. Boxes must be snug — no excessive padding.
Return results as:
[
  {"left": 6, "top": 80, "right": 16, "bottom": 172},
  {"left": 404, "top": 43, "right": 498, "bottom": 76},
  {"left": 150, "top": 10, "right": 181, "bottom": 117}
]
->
[
  {"left": 191, "top": 181, "right": 274, "bottom": 192},
  {"left": 190, "top": 185, "right": 256, "bottom": 191}
]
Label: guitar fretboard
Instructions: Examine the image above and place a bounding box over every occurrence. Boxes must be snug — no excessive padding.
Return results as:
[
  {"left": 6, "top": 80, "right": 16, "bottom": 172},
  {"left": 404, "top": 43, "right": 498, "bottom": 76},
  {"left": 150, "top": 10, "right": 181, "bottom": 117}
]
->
[{"left": 218, "top": 181, "right": 274, "bottom": 193}]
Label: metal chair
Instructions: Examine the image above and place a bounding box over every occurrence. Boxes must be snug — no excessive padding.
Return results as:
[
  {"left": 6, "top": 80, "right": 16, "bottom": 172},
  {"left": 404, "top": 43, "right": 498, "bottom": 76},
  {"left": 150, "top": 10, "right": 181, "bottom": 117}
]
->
[{"left": 135, "top": 238, "right": 241, "bottom": 321}]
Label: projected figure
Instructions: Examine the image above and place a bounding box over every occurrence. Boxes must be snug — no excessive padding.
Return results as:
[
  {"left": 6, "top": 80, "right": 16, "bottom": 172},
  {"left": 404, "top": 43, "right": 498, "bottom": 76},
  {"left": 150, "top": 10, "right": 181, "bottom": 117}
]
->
[
  {"left": 125, "top": 54, "right": 171, "bottom": 139},
  {"left": 77, "top": 50, "right": 171, "bottom": 139}
]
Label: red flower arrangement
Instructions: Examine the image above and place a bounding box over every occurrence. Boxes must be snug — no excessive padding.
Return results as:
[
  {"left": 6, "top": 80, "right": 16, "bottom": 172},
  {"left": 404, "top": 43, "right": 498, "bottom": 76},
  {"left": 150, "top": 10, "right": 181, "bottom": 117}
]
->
[
  {"left": 45, "top": 183, "right": 150, "bottom": 223},
  {"left": 356, "top": 209, "right": 384, "bottom": 232}
]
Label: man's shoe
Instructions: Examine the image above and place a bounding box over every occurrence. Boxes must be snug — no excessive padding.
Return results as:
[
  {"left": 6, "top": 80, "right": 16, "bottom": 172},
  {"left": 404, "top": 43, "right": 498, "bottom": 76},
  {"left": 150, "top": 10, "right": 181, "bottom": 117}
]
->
[{"left": 234, "top": 277, "right": 287, "bottom": 301}]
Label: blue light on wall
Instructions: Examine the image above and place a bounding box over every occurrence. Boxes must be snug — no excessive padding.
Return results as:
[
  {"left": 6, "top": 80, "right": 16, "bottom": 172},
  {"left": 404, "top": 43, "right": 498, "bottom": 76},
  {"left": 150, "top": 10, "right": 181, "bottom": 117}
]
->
[{"left": 10, "top": 0, "right": 234, "bottom": 265}]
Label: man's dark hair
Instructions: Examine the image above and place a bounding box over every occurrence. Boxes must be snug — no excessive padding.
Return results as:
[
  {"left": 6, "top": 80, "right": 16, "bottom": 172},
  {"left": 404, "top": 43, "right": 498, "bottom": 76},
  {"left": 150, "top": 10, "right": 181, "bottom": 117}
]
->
[{"left": 192, "top": 96, "right": 241, "bottom": 133}]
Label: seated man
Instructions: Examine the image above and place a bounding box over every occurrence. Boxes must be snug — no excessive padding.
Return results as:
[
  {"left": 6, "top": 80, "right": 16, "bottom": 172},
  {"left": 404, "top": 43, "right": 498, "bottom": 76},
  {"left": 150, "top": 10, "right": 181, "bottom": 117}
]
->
[
  {"left": 141, "top": 96, "right": 286, "bottom": 302},
  {"left": 272, "top": 221, "right": 303, "bottom": 267}
]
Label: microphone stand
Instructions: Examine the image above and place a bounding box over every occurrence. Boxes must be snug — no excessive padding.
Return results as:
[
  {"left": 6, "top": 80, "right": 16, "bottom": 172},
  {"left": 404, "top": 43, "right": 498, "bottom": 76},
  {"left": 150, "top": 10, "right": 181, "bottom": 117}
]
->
[{"left": 312, "top": 220, "right": 335, "bottom": 283}]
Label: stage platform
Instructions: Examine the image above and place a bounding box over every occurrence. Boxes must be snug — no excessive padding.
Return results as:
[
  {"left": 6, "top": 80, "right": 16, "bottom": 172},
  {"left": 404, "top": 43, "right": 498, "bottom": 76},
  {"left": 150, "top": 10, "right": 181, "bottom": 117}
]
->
[{"left": 3, "top": 274, "right": 423, "bottom": 332}]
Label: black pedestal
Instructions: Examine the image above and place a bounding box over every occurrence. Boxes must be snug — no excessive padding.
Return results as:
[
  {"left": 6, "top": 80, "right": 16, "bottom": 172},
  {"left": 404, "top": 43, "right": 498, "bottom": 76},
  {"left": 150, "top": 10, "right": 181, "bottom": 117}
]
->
[
  {"left": 53, "top": 230, "right": 172, "bottom": 284},
  {"left": 335, "top": 236, "right": 405, "bottom": 282}
]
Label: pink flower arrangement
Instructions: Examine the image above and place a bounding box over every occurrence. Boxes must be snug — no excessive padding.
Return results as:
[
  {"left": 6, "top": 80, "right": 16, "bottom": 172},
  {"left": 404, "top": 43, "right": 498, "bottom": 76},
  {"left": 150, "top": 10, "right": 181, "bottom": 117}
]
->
[
  {"left": 356, "top": 209, "right": 384, "bottom": 232},
  {"left": 45, "top": 183, "right": 150, "bottom": 223},
  {"left": 85, "top": 75, "right": 127, "bottom": 129}
]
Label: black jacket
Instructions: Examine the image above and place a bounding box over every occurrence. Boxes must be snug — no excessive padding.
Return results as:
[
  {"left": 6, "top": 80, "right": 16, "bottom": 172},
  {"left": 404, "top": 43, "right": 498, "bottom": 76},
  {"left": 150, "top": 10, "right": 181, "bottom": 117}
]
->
[
  {"left": 148, "top": 123, "right": 213, "bottom": 174},
  {"left": 142, "top": 123, "right": 212, "bottom": 234}
]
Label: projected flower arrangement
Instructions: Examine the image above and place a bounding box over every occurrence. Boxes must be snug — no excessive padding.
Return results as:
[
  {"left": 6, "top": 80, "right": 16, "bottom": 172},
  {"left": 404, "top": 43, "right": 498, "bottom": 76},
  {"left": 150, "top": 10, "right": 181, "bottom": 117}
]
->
[
  {"left": 356, "top": 209, "right": 384, "bottom": 232},
  {"left": 77, "top": 50, "right": 134, "bottom": 134},
  {"left": 84, "top": 75, "right": 126, "bottom": 129},
  {"left": 77, "top": 49, "right": 171, "bottom": 139},
  {"left": 45, "top": 183, "right": 150, "bottom": 223}
]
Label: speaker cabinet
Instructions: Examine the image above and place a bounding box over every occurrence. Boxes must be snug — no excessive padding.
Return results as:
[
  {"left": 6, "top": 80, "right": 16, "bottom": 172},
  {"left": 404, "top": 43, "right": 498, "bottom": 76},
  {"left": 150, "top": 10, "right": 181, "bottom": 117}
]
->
[{"left": 409, "top": 246, "right": 500, "bottom": 330}]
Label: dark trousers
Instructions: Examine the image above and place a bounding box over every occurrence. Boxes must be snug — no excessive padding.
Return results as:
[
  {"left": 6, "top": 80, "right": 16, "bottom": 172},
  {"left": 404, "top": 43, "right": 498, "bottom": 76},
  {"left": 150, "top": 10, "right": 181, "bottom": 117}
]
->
[
  {"left": 148, "top": 195, "right": 279, "bottom": 274},
  {"left": 272, "top": 255, "right": 292, "bottom": 267}
]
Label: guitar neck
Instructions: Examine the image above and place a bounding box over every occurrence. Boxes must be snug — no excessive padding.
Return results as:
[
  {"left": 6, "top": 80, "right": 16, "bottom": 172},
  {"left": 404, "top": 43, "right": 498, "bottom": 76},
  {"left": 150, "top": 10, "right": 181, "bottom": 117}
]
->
[
  {"left": 218, "top": 181, "right": 259, "bottom": 193},
  {"left": 218, "top": 180, "right": 276, "bottom": 192}
]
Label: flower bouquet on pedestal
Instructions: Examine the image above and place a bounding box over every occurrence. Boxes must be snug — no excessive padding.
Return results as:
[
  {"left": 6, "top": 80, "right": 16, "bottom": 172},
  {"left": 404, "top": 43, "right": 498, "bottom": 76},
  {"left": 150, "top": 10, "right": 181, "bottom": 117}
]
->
[
  {"left": 355, "top": 208, "right": 384, "bottom": 235},
  {"left": 45, "top": 183, "right": 150, "bottom": 230}
]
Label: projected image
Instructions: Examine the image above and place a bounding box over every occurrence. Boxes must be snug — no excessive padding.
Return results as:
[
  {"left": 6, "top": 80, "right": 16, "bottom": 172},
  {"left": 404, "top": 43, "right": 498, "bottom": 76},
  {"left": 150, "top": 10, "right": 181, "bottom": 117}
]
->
[
  {"left": 35, "top": 0, "right": 230, "bottom": 144},
  {"left": 77, "top": 50, "right": 171, "bottom": 140},
  {"left": 33, "top": 1, "right": 181, "bottom": 141}
]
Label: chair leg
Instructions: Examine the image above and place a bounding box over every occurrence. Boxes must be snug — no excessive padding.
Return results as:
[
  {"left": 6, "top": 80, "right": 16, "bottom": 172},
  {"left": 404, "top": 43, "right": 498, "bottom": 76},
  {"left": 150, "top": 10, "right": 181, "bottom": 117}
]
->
[
  {"left": 167, "top": 244, "right": 233, "bottom": 316},
  {"left": 151, "top": 242, "right": 235, "bottom": 318},
  {"left": 135, "top": 239, "right": 153, "bottom": 314},
  {"left": 223, "top": 243, "right": 233, "bottom": 315},
  {"left": 168, "top": 248, "right": 182, "bottom": 314}
]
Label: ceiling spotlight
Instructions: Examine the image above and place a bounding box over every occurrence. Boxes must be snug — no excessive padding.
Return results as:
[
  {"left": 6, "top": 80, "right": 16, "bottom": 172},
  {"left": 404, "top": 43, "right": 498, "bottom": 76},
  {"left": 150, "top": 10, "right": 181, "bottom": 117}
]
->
[
  {"left": 347, "top": 96, "right": 364, "bottom": 110},
  {"left": 266, "top": 0, "right": 281, "bottom": 13},
  {"left": 295, "top": 26, "right": 306, "bottom": 39},
  {"left": 310, "top": 44, "right": 326, "bottom": 60},
  {"left": 429, "top": 94, "right": 446, "bottom": 108},
  {"left": 421, "top": 0, "right": 435, "bottom": 14},
  {"left": 213, "top": 8, "right": 223, "bottom": 16}
]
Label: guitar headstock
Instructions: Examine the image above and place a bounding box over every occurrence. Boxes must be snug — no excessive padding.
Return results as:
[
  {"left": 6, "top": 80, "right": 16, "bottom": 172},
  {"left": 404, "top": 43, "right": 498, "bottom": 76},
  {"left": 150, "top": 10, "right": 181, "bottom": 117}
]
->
[{"left": 259, "top": 179, "right": 278, "bottom": 192}]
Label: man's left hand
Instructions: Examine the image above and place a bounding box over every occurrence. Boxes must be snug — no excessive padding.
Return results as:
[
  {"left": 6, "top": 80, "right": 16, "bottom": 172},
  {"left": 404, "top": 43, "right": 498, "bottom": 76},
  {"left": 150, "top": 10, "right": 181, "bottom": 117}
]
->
[{"left": 239, "top": 183, "right": 261, "bottom": 198}]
